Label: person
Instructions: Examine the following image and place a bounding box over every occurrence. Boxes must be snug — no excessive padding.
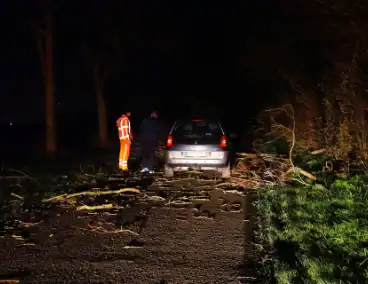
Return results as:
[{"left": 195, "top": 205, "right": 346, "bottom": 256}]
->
[
  {"left": 139, "top": 111, "right": 161, "bottom": 174},
  {"left": 116, "top": 111, "right": 133, "bottom": 171}
]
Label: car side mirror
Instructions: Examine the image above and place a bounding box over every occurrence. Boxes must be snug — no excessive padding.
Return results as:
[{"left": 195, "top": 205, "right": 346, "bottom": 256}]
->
[{"left": 229, "top": 133, "right": 238, "bottom": 139}]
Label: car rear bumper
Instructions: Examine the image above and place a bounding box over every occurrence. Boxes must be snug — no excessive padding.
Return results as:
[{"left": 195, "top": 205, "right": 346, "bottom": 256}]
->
[{"left": 165, "top": 150, "right": 229, "bottom": 171}]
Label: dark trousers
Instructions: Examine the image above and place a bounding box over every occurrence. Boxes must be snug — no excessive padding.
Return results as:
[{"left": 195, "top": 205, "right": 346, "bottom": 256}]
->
[{"left": 141, "top": 140, "right": 157, "bottom": 169}]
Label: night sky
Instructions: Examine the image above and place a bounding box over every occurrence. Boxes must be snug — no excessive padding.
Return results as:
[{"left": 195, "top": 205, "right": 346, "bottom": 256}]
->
[{"left": 1, "top": 1, "right": 330, "bottom": 129}]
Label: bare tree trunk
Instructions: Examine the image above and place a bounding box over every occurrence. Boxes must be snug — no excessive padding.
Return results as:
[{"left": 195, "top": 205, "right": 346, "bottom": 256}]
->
[
  {"left": 96, "top": 84, "right": 108, "bottom": 148},
  {"left": 85, "top": 46, "right": 109, "bottom": 149},
  {"left": 44, "top": 4, "right": 57, "bottom": 153}
]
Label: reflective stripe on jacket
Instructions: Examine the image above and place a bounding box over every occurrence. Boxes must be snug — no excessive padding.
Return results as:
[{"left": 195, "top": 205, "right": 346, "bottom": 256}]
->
[{"left": 116, "top": 115, "right": 131, "bottom": 140}]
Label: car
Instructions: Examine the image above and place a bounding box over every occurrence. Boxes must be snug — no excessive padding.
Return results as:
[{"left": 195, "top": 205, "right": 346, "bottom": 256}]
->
[{"left": 163, "top": 118, "right": 231, "bottom": 178}]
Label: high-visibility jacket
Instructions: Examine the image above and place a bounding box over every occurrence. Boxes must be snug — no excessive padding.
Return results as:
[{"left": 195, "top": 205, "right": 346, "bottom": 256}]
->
[{"left": 116, "top": 114, "right": 132, "bottom": 141}]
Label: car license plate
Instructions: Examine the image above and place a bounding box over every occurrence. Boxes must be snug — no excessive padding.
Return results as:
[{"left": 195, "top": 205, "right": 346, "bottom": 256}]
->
[{"left": 185, "top": 151, "right": 205, "bottom": 157}]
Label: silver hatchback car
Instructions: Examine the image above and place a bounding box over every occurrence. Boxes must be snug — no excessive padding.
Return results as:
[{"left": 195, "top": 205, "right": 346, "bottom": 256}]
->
[{"left": 163, "top": 119, "right": 231, "bottom": 178}]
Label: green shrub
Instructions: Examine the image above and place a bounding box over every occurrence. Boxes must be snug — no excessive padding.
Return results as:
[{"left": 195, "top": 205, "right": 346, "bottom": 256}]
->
[{"left": 256, "top": 175, "right": 368, "bottom": 283}]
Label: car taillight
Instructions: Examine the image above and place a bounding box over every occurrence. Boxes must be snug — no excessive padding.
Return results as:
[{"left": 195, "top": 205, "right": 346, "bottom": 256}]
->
[
  {"left": 220, "top": 135, "right": 227, "bottom": 147},
  {"left": 167, "top": 135, "right": 173, "bottom": 147}
]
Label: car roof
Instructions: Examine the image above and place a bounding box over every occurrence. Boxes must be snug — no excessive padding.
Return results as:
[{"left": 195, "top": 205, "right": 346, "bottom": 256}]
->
[{"left": 174, "top": 118, "right": 221, "bottom": 123}]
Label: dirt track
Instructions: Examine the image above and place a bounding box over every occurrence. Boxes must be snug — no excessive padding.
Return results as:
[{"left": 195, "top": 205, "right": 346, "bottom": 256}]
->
[{"left": 0, "top": 173, "right": 255, "bottom": 284}]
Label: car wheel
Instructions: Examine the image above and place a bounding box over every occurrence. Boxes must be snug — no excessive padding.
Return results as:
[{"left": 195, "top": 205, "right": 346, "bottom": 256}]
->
[
  {"left": 220, "top": 164, "right": 231, "bottom": 179},
  {"left": 164, "top": 165, "right": 174, "bottom": 178}
]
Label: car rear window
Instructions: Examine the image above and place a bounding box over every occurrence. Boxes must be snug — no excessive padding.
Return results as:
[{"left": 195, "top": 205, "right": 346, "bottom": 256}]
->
[{"left": 172, "top": 120, "right": 223, "bottom": 139}]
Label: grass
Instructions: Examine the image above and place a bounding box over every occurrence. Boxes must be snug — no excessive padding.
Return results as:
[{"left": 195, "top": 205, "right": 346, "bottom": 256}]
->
[{"left": 256, "top": 174, "right": 368, "bottom": 283}]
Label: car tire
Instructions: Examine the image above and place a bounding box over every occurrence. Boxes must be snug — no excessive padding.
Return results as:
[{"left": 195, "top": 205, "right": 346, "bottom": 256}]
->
[
  {"left": 220, "top": 164, "right": 231, "bottom": 179},
  {"left": 164, "top": 165, "right": 174, "bottom": 178}
]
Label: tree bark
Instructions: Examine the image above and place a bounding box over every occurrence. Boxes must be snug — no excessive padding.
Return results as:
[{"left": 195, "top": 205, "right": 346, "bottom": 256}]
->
[{"left": 44, "top": 3, "right": 57, "bottom": 153}]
